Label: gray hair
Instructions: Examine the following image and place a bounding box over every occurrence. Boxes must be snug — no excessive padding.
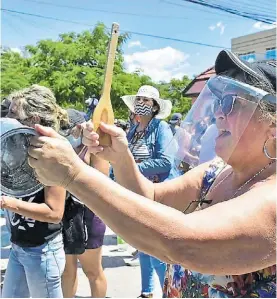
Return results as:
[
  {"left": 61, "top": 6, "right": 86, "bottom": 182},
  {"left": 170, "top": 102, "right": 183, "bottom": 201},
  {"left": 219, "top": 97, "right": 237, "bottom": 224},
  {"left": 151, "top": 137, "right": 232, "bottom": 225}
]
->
[{"left": 8, "top": 85, "right": 69, "bottom": 131}]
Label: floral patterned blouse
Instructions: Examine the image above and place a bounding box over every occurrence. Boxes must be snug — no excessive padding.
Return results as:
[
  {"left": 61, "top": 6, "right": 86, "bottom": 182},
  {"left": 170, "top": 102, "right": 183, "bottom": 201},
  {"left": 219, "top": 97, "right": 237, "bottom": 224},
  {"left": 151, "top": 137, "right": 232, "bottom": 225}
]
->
[{"left": 163, "top": 159, "right": 276, "bottom": 298}]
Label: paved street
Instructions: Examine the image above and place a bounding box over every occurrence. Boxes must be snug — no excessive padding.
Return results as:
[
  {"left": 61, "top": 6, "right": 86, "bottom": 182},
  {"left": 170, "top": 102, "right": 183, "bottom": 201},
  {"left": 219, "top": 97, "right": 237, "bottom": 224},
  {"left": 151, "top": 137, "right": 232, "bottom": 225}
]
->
[
  {"left": 1, "top": 219, "right": 162, "bottom": 298},
  {"left": 76, "top": 227, "right": 161, "bottom": 298}
]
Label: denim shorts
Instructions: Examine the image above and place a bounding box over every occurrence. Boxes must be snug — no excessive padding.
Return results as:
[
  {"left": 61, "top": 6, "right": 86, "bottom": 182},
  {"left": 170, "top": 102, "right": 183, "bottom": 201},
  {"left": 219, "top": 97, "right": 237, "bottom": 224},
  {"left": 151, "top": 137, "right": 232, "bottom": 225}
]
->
[{"left": 2, "top": 233, "right": 65, "bottom": 298}]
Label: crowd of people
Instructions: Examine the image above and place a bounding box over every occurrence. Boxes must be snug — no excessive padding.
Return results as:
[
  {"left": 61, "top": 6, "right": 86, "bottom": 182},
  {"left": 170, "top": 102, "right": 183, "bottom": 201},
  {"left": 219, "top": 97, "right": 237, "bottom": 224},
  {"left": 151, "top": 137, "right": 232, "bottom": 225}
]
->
[{"left": 0, "top": 49, "right": 276, "bottom": 298}]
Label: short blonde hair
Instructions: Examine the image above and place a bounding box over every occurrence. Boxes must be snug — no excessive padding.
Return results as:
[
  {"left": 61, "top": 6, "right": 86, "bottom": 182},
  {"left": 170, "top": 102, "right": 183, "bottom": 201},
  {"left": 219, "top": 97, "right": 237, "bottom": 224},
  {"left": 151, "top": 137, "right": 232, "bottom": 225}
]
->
[{"left": 8, "top": 85, "right": 69, "bottom": 131}]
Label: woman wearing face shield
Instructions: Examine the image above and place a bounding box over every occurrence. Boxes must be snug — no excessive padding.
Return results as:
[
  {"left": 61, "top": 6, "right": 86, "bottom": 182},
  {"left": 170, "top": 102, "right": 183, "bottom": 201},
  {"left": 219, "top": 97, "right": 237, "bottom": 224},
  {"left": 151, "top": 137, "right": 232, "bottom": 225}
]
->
[{"left": 28, "top": 51, "right": 276, "bottom": 298}]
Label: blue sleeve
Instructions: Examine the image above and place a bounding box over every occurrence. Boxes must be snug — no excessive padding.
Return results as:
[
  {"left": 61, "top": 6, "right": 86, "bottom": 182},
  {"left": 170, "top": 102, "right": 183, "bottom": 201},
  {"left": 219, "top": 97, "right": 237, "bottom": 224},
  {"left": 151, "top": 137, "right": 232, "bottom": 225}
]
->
[{"left": 138, "top": 121, "right": 173, "bottom": 176}]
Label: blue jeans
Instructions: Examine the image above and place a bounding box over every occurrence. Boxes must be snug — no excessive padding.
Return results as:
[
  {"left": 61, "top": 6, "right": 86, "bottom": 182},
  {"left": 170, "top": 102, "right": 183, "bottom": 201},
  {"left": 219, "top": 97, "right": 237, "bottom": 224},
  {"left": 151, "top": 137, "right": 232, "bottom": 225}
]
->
[
  {"left": 1, "top": 209, "right": 11, "bottom": 247},
  {"left": 2, "top": 233, "right": 65, "bottom": 298},
  {"left": 139, "top": 252, "right": 166, "bottom": 295},
  {"left": 3, "top": 209, "right": 12, "bottom": 233}
]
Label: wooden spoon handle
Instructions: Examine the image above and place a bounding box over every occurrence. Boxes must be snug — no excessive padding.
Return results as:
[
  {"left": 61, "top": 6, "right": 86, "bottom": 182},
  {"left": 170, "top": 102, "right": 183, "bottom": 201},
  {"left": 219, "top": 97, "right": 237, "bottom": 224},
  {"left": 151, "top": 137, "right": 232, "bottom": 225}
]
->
[
  {"left": 101, "top": 23, "right": 119, "bottom": 99},
  {"left": 91, "top": 23, "right": 119, "bottom": 149}
]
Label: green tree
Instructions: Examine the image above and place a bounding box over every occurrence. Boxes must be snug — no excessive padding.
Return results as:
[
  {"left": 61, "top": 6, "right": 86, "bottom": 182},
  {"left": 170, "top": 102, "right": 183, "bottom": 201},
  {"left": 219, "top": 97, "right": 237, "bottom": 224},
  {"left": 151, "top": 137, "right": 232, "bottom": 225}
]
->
[
  {"left": 24, "top": 23, "right": 130, "bottom": 109},
  {"left": 157, "top": 76, "right": 192, "bottom": 118},
  {"left": 1, "top": 23, "right": 191, "bottom": 120},
  {"left": 1, "top": 50, "right": 31, "bottom": 97}
]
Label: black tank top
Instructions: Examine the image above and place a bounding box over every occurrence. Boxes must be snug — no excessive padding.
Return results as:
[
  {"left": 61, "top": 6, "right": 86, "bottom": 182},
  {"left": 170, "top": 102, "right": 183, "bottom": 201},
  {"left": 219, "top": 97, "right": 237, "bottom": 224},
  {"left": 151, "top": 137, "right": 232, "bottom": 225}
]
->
[{"left": 10, "top": 189, "right": 62, "bottom": 247}]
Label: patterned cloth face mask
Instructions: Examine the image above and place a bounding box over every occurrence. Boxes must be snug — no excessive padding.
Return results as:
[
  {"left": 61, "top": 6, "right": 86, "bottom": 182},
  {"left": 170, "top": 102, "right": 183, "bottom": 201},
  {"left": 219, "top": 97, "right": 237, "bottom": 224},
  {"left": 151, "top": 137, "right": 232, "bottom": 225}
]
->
[{"left": 134, "top": 101, "right": 153, "bottom": 116}]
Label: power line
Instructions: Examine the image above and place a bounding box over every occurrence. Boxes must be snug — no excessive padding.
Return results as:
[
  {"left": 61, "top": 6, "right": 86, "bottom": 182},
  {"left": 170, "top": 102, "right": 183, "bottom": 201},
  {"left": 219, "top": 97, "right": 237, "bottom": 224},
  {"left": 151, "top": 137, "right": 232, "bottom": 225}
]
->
[
  {"left": 179, "top": 0, "right": 275, "bottom": 23},
  {"left": 24, "top": 0, "right": 270, "bottom": 23},
  {"left": 125, "top": 30, "right": 230, "bottom": 49},
  {"left": 12, "top": 0, "right": 275, "bottom": 25},
  {"left": 14, "top": 0, "right": 227, "bottom": 22},
  {"left": 222, "top": 0, "right": 275, "bottom": 6},
  {"left": 218, "top": 0, "right": 275, "bottom": 16},
  {"left": 162, "top": 0, "right": 237, "bottom": 19},
  {"left": 194, "top": 0, "right": 275, "bottom": 23},
  {"left": 2, "top": 8, "right": 94, "bottom": 26},
  {"left": 1, "top": 8, "right": 230, "bottom": 49},
  {"left": 163, "top": 0, "right": 275, "bottom": 21},
  {"left": 5, "top": 10, "right": 57, "bottom": 31},
  {"left": 211, "top": 0, "right": 276, "bottom": 20},
  {"left": 202, "top": 0, "right": 276, "bottom": 16},
  {"left": 19, "top": 0, "right": 191, "bottom": 21},
  {"left": 201, "top": 0, "right": 276, "bottom": 22}
]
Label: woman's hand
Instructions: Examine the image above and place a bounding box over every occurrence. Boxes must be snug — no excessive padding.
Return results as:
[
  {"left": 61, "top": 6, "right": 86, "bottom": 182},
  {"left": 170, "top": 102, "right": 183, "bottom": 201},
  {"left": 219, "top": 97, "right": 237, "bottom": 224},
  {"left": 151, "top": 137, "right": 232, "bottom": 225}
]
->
[
  {"left": 1, "top": 196, "right": 17, "bottom": 210},
  {"left": 81, "top": 121, "right": 129, "bottom": 164},
  {"left": 28, "top": 124, "right": 84, "bottom": 187}
]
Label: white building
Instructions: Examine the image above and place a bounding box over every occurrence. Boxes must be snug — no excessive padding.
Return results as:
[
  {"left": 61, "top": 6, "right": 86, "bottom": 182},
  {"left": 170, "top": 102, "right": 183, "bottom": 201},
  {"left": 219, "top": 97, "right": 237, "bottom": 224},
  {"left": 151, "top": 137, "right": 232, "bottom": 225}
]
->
[{"left": 231, "top": 28, "right": 276, "bottom": 61}]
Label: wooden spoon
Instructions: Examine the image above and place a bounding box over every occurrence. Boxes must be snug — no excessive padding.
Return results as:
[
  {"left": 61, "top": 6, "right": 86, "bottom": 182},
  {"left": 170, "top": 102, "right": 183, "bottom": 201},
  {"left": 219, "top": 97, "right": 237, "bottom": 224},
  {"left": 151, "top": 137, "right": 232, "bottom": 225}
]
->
[{"left": 92, "top": 23, "right": 119, "bottom": 146}]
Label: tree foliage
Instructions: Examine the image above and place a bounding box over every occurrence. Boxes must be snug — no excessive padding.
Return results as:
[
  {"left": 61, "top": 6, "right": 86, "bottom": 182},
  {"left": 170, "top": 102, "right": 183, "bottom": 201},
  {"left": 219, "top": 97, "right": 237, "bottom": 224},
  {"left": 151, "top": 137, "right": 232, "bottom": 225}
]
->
[
  {"left": 1, "top": 23, "right": 192, "bottom": 119},
  {"left": 158, "top": 76, "right": 192, "bottom": 117},
  {"left": 1, "top": 51, "right": 31, "bottom": 96}
]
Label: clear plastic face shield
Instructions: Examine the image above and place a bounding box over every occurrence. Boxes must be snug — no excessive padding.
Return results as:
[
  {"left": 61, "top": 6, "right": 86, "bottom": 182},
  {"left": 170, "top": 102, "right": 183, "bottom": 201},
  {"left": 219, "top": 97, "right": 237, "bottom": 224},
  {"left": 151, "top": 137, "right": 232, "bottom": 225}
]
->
[{"left": 165, "top": 75, "right": 270, "bottom": 168}]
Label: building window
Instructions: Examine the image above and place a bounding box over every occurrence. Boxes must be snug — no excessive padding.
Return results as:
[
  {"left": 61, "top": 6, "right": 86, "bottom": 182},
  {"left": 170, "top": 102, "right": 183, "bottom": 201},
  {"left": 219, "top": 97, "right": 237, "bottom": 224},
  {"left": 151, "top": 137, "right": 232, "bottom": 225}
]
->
[
  {"left": 239, "top": 52, "right": 256, "bottom": 62},
  {"left": 265, "top": 48, "right": 276, "bottom": 60}
]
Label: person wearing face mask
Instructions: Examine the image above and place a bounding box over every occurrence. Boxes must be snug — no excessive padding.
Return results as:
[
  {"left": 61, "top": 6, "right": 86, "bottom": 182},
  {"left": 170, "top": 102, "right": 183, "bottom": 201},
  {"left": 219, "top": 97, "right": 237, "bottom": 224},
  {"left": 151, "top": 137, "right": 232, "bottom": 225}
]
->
[
  {"left": 60, "top": 109, "right": 109, "bottom": 298},
  {"left": 121, "top": 85, "right": 175, "bottom": 298},
  {"left": 169, "top": 113, "right": 182, "bottom": 136},
  {"left": 2, "top": 85, "right": 67, "bottom": 298}
]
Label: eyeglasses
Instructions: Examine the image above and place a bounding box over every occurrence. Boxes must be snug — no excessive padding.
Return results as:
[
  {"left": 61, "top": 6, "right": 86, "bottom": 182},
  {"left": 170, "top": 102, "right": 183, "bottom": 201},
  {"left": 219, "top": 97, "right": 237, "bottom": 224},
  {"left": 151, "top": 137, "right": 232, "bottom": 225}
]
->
[
  {"left": 212, "top": 92, "right": 276, "bottom": 116},
  {"left": 212, "top": 94, "right": 259, "bottom": 116},
  {"left": 212, "top": 94, "right": 237, "bottom": 116}
]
